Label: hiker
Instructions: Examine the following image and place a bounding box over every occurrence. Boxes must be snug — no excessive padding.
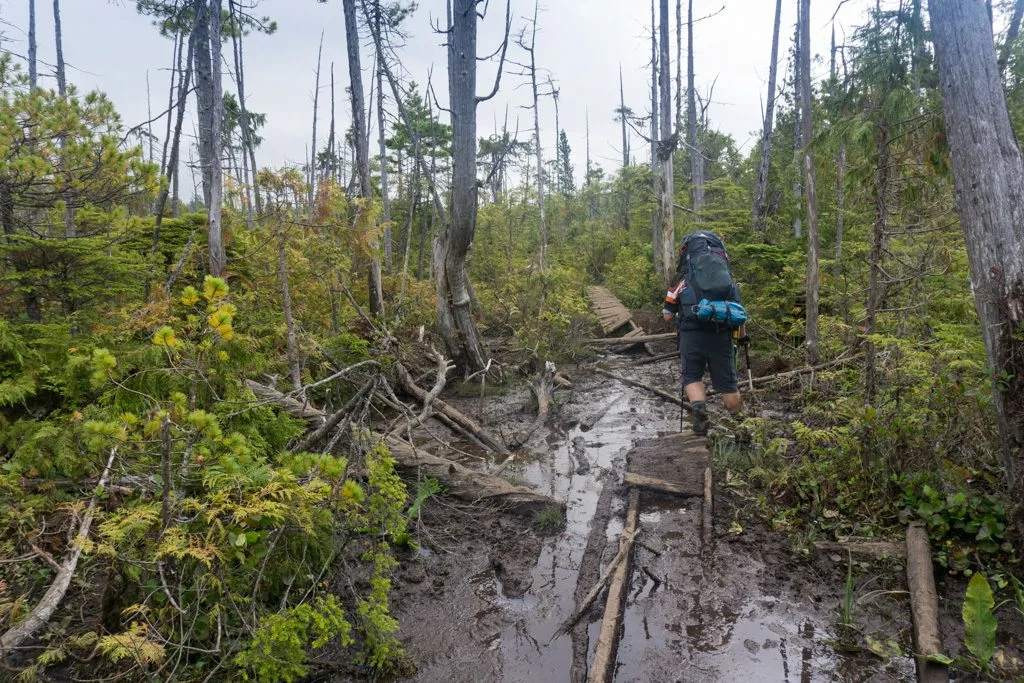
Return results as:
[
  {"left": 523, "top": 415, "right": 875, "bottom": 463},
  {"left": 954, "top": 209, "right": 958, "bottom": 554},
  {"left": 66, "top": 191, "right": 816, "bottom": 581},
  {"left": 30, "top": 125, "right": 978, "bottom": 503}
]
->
[{"left": 662, "top": 231, "right": 749, "bottom": 435}]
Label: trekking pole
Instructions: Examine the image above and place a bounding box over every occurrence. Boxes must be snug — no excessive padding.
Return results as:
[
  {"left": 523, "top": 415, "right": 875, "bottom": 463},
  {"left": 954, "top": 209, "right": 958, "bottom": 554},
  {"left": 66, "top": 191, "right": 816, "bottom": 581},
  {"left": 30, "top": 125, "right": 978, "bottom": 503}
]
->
[
  {"left": 678, "top": 329, "right": 684, "bottom": 433},
  {"left": 744, "top": 342, "right": 754, "bottom": 392}
]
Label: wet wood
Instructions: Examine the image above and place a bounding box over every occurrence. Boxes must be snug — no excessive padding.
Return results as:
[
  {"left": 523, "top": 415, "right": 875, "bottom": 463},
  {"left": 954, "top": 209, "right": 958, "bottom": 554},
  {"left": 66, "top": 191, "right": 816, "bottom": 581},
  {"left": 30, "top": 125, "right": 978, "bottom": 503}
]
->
[
  {"left": 245, "top": 380, "right": 556, "bottom": 514},
  {"left": 384, "top": 436, "right": 562, "bottom": 516},
  {"left": 587, "top": 332, "right": 676, "bottom": 346},
  {"left": 551, "top": 528, "right": 637, "bottom": 642},
  {"left": 589, "top": 488, "right": 640, "bottom": 683},
  {"left": 592, "top": 366, "right": 690, "bottom": 412},
  {"left": 394, "top": 361, "right": 509, "bottom": 455},
  {"left": 509, "top": 361, "right": 556, "bottom": 449},
  {"left": 702, "top": 466, "right": 714, "bottom": 547},
  {"left": 748, "top": 353, "right": 863, "bottom": 387},
  {"left": 906, "top": 523, "right": 949, "bottom": 683},
  {"left": 623, "top": 472, "right": 701, "bottom": 497}
]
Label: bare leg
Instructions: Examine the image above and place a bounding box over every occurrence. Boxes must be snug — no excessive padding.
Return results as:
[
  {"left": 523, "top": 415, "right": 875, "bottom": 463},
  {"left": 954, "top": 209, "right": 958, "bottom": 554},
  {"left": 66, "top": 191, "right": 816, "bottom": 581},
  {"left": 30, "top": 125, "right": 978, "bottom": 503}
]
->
[{"left": 722, "top": 391, "right": 743, "bottom": 414}]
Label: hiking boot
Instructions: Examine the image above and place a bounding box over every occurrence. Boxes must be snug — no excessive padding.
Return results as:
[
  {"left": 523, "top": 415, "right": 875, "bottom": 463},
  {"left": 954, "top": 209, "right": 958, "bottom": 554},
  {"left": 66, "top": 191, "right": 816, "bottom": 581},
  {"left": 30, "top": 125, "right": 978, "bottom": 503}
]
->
[{"left": 692, "top": 406, "right": 710, "bottom": 436}]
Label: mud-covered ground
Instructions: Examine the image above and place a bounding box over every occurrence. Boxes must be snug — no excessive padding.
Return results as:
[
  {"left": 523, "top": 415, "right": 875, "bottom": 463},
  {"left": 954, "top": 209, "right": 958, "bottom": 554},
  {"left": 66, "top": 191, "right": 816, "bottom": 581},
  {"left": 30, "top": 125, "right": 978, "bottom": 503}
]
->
[{"left": 373, "top": 345, "right": 956, "bottom": 683}]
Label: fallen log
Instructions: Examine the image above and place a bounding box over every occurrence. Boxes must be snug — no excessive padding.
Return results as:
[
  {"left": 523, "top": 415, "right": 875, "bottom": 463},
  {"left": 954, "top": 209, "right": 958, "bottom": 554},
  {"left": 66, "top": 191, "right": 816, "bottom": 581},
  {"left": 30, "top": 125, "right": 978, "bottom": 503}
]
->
[
  {"left": 550, "top": 528, "right": 637, "bottom": 642},
  {"left": 586, "top": 332, "right": 676, "bottom": 346},
  {"left": 246, "top": 380, "right": 556, "bottom": 515},
  {"left": 394, "top": 362, "right": 508, "bottom": 455},
  {"left": 384, "top": 436, "right": 562, "bottom": 516},
  {"left": 291, "top": 379, "right": 376, "bottom": 453},
  {"left": 749, "top": 353, "right": 864, "bottom": 387},
  {"left": 592, "top": 366, "right": 691, "bottom": 412},
  {"left": 906, "top": 523, "right": 949, "bottom": 683},
  {"left": 0, "top": 447, "right": 117, "bottom": 656},
  {"left": 627, "top": 351, "right": 679, "bottom": 367},
  {"left": 589, "top": 488, "right": 640, "bottom": 683}
]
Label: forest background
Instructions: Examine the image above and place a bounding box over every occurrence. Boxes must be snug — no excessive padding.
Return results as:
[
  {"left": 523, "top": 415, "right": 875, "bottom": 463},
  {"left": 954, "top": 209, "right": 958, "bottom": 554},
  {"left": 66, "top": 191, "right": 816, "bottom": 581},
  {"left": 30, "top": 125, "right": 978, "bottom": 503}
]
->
[{"left": 1, "top": 0, "right": 1023, "bottom": 680}]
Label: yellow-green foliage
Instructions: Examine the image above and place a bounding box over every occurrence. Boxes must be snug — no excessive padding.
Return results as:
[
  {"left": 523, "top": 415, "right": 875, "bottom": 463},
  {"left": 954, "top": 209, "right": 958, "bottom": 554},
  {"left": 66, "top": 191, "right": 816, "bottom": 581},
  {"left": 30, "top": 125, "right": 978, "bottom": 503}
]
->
[
  {"left": 0, "top": 278, "right": 408, "bottom": 680},
  {"left": 235, "top": 595, "right": 352, "bottom": 682}
]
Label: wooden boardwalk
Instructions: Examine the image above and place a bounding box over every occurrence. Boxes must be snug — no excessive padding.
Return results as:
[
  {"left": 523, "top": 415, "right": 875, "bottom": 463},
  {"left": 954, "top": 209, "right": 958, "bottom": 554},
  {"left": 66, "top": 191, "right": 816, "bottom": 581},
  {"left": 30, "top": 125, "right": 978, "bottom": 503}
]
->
[{"left": 587, "top": 286, "right": 649, "bottom": 349}]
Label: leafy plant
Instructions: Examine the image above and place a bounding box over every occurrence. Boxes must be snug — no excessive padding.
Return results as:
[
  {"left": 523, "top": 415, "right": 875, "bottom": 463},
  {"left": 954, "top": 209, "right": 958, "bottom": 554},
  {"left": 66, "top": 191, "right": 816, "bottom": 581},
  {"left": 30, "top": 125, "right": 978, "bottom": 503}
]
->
[{"left": 962, "top": 572, "right": 997, "bottom": 670}]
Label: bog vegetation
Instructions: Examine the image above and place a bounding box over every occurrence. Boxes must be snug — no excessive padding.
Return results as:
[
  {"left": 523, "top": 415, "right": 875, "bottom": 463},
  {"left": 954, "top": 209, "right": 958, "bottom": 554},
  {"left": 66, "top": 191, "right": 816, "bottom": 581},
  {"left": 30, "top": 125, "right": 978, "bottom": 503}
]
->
[{"left": 1, "top": 0, "right": 1023, "bottom": 680}]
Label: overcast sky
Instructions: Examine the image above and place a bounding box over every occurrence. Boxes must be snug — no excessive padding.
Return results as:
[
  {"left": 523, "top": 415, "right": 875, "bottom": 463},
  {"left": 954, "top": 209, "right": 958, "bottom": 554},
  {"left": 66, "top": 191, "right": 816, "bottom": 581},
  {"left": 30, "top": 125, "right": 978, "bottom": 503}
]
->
[{"left": 0, "top": 0, "right": 870, "bottom": 193}]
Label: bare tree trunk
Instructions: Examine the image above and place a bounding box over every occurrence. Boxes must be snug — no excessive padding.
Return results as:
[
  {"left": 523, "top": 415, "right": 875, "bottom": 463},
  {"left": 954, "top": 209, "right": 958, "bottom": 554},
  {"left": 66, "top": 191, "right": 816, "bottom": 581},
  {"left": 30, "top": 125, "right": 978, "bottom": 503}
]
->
[
  {"left": 1000, "top": 0, "right": 1024, "bottom": 76},
  {"left": 619, "top": 64, "right": 630, "bottom": 231},
  {"left": 687, "top": 0, "right": 704, "bottom": 219},
  {"left": 553, "top": 86, "right": 561, "bottom": 195},
  {"left": 931, "top": 0, "right": 1024, "bottom": 511},
  {"left": 675, "top": 0, "right": 682, "bottom": 132},
  {"left": 833, "top": 143, "right": 847, "bottom": 286},
  {"left": 53, "top": 0, "right": 66, "bottom": 94},
  {"left": 752, "top": 0, "right": 783, "bottom": 232},
  {"left": 792, "top": 0, "right": 803, "bottom": 238},
  {"left": 526, "top": 2, "right": 547, "bottom": 271},
  {"left": 230, "top": 0, "right": 261, "bottom": 214},
  {"left": 278, "top": 227, "right": 302, "bottom": 392},
  {"left": 159, "top": 31, "right": 182, "bottom": 179},
  {"left": 194, "top": 0, "right": 225, "bottom": 275},
  {"left": 800, "top": 0, "right": 820, "bottom": 365},
  {"left": 28, "top": 0, "right": 37, "bottom": 88},
  {"left": 619, "top": 64, "right": 629, "bottom": 169},
  {"left": 343, "top": 0, "right": 384, "bottom": 315},
  {"left": 151, "top": 25, "right": 196, "bottom": 280},
  {"left": 209, "top": 0, "right": 225, "bottom": 276},
  {"left": 864, "top": 125, "right": 890, "bottom": 404},
  {"left": 444, "top": 0, "right": 496, "bottom": 372},
  {"left": 659, "top": 0, "right": 675, "bottom": 286},
  {"left": 376, "top": 8, "right": 392, "bottom": 270},
  {"left": 328, "top": 62, "right": 337, "bottom": 184},
  {"left": 309, "top": 32, "right": 323, "bottom": 224},
  {"left": 651, "top": 0, "right": 663, "bottom": 276},
  {"left": 52, "top": 0, "right": 75, "bottom": 238}
]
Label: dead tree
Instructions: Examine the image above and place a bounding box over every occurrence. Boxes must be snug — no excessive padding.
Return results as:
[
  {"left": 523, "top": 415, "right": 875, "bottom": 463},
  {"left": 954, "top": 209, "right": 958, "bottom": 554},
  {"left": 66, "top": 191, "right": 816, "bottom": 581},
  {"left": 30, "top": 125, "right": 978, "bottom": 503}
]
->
[
  {"left": 658, "top": 0, "right": 675, "bottom": 285},
  {"left": 441, "top": 0, "right": 511, "bottom": 372},
  {"left": 28, "top": 0, "right": 37, "bottom": 88},
  {"left": 375, "top": 8, "right": 392, "bottom": 270},
  {"left": 342, "top": 0, "right": 384, "bottom": 315},
  {"left": 194, "top": 0, "right": 225, "bottom": 276},
  {"left": 309, "top": 32, "right": 323, "bottom": 224},
  {"left": 229, "top": 0, "right": 261, "bottom": 214},
  {"left": 752, "top": 0, "right": 783, "bottom": 232},
  {"left": 687, "top": 0, "right": 704, "bottom": 219},
  {"left": 931, "top": 0, "right": 1024, "bottom": 515},
  {"left": 651, "top": 0, "right": 662, "bottom": 275},
  {"left": 999, "top": 0, "right": 1024, "bottom": 76},
  {"left": 792, "top": 0, "right": 803, "bottom": 238},
  {"left": 518, "top": 2, "right": 547, "bottom": 270},
  {"left": 800, "top": 0, "right": 820, "bottom": 365}
]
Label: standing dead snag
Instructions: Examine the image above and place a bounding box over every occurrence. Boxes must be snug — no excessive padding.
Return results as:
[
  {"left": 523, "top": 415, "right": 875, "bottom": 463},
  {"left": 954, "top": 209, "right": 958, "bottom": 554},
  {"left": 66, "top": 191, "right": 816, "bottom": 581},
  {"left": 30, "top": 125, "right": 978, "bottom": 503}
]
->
[
  {"left": 342, "top": 0, "right": 385, "bottom": 316},
  {"left": 439, "top": 0, "right": 512, "bottom": 373},
  {"left": 799, "top": 0, "right": 821, "bottom": 366},
  {"left": 752, "top": 0, "right": 783, "bottom": 232},
  {"left": 930, "top": 0, "right": 1024, "bottom": 518}
]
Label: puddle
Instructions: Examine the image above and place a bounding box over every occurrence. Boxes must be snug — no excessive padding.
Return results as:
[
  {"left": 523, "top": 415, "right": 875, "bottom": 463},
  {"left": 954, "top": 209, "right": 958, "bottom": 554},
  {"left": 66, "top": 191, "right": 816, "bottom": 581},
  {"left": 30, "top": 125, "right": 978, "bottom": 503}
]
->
[{"left": 393, "top": 364, "right": 919, "bottom": 682}]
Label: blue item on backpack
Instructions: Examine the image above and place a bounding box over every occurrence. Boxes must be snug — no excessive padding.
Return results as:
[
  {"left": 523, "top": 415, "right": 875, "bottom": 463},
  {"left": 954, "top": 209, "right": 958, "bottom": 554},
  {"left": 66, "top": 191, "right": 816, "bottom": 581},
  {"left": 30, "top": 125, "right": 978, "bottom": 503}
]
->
[{"left": 693, "top": 298, "right": 748, "bottom": 328}]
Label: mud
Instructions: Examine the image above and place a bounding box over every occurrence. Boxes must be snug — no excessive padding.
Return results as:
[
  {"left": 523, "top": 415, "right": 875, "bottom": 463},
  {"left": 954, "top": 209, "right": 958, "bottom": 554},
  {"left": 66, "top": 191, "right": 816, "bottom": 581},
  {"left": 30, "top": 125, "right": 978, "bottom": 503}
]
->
[{"left": 383, "top": 355, "right": 928, "bottom": 682}]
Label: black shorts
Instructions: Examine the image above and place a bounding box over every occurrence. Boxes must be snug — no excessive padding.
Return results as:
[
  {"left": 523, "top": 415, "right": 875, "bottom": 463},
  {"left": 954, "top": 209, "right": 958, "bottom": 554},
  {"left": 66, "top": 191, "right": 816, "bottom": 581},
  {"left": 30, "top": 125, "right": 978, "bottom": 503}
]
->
[{"left": 679, "top": 329, "right": 738, "bottom": 393}]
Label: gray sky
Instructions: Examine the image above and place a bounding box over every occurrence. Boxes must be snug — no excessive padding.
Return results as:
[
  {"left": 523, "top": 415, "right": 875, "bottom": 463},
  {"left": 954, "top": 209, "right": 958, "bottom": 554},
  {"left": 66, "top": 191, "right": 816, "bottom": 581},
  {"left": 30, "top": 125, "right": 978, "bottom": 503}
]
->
[{"left": 0, "top": 0, "right": 869, "bottom": 192}]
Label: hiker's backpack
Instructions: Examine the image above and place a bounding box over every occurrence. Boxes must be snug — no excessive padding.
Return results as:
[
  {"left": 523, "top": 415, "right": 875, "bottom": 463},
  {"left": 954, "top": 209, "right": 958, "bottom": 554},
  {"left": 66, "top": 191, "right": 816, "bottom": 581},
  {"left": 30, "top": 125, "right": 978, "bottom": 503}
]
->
[{"left": 676, "top": 231, "right": 747, "bottom": 328}]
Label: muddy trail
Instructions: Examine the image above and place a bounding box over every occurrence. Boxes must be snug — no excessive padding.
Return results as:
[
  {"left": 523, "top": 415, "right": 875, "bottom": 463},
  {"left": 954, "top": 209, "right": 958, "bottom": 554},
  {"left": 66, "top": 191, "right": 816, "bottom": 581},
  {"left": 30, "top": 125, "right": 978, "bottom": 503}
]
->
[{"left": 382, "top": 354, "right": 919, "bottom": 682}]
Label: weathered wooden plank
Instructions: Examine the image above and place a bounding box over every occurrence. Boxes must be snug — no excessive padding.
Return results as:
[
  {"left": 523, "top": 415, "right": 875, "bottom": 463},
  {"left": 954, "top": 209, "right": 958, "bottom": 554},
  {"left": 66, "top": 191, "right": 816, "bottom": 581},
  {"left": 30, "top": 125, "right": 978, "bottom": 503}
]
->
[
  {"left": 588, "top": 488, "right": 640, "bottom": 683},
  {"left": 906, "top": 523, "right": 949, "bottom": 683},
  {"left": 623, "top": 472, "right": 702, "bottom": 497}
]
